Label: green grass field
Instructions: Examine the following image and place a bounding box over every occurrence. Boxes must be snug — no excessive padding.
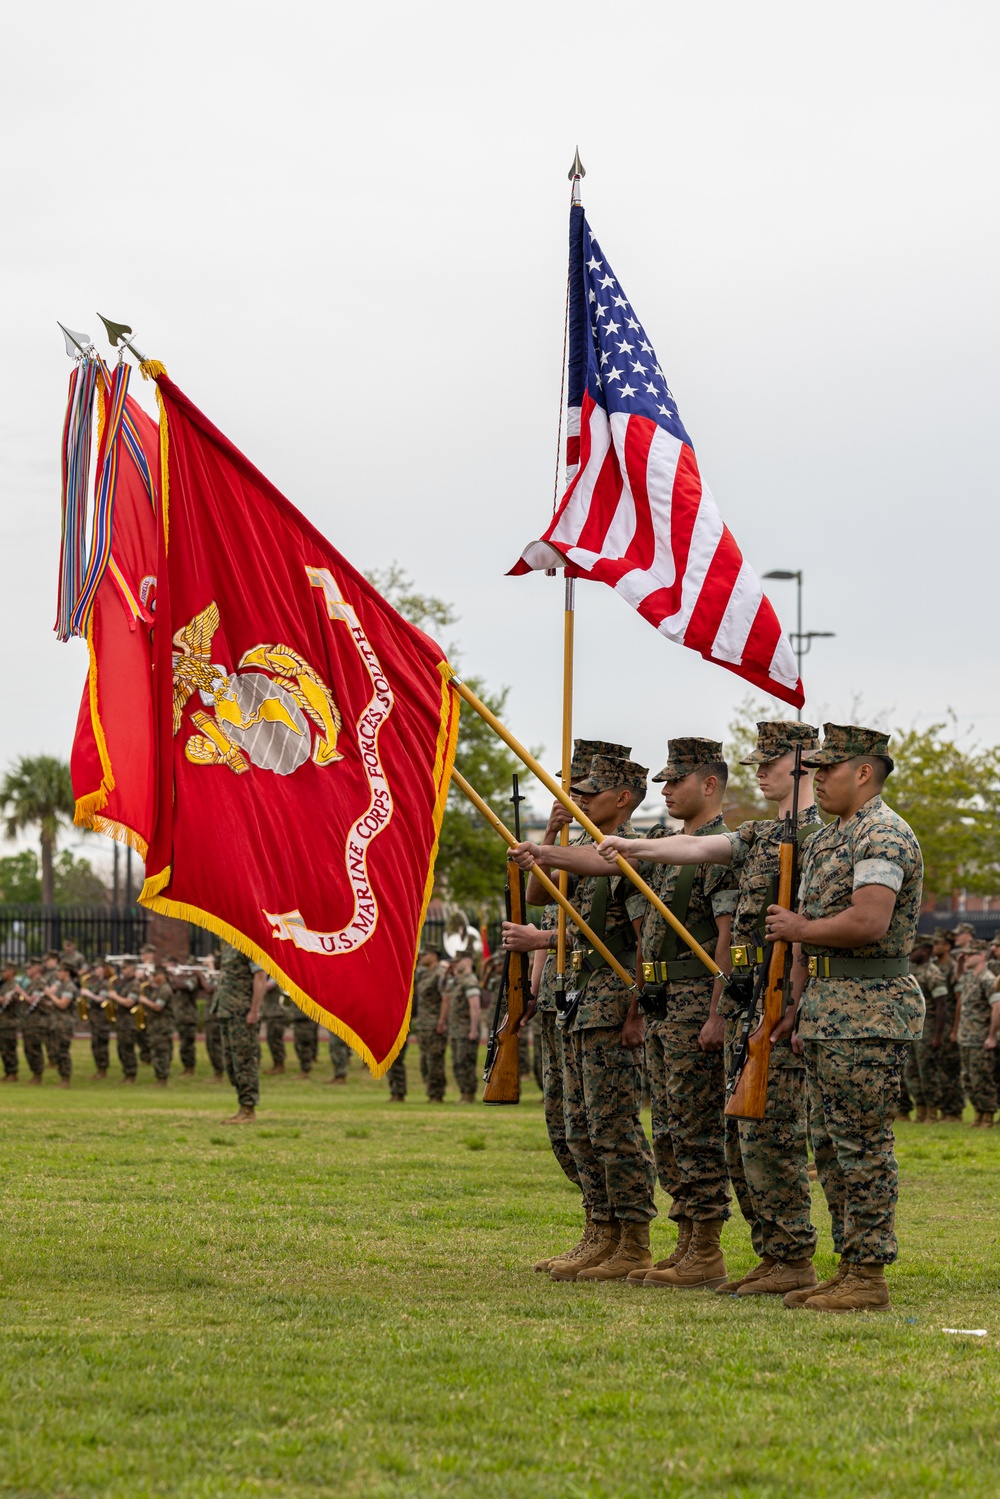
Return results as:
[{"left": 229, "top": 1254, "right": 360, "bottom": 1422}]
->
[{"left": 1, "top": 1040, "right": 998, "bottom": 1499}]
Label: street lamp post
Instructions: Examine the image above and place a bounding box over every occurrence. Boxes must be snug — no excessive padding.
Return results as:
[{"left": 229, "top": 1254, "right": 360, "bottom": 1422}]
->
[{"left": 763, "top": 569, "right": 835, "bottom": 720}]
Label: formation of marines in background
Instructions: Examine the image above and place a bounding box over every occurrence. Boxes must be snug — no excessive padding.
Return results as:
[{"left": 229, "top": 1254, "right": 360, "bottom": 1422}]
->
[{"left": 2, "top": 718, "right": 998, "bottom": 1311}]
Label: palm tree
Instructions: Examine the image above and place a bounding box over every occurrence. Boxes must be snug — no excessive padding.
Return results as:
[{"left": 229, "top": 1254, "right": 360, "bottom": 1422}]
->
[{"left": 1, "top": 756, "right": 75, "bottom": 905}]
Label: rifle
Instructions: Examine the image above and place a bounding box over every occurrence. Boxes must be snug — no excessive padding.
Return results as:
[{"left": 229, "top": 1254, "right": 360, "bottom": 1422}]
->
[
  {"left": 725, "top": 743, "right": 803, "bottom": 1121},
  {"left": 482, "top": 775, "right": 529, "bottom": 1106}
]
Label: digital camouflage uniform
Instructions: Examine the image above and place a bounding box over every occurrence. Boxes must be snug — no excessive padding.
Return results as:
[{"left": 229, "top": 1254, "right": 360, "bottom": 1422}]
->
[
  {"left": 631, "top": 812, "right": 736, "bottom": 1225},
  {"left": 385, "top": 1034, "right": 408, "bottom": 1098},
  {"left": 115, "top": 976, "right": 141, "bottom": 1080},
  {"left": 904, "top": 955, "right": 949, "bottom": 1112},
  {"left": 145, "top": 981, "right": 175, "bottom": 1080},
  {"left": 210, "top": 943, "right": 261, "bottom": 1109},
  {"left": 289, "top": 1003, "right": 319, "bottom": 1073},
  {"left": 797, "top": 745, "right": 924, "bottom": 1266},
  {"left": 261, "top": 985, "right": 288, "bottom": 1069},
  {"left": 329, "top": 1033, "right": 351, "bottom": 1079},
  {"left": 0, "top": 977, "right": 22, "bottom": 1079},
  {"left": 956, "top": 965, "right": 1000, "bottom": 1114},
  {"left": 562, "top": 807, "right": 656, "bottom": 1227},
  {"left": 412, "top": 962, "right": 446, "bottom": 1100},
  {"left": 49, "top": 979, "right": 77, "bottom": 1082},
  {"left": 21, "top": 976, "right": 53, "bottom": 1079},
  {"left": 533, "top": 905, "right": 581, "bottom": 1187},
  {"left": 722, "top": 803, "right": 822, "bottom": 1260},
  {"left": 933, "top": 952, "right": 965, "bottom": 1117},
  {"left": 86, "top": 977, "right": 114, "bottom": 1073},
  {"left": 172, "top": 974, "right": 201, "bottom": 1072},
  {"left": 443, "top": 971, "right": 482, "bottom": 1097}
]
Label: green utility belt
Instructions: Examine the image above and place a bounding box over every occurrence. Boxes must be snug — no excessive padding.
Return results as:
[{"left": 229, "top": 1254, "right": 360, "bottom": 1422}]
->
[
  {"left": 806, "top": 956, "right": 911, "bottom": 980},
  {"left": 730, "top": 944, "right": 764, "bottom": 968},
  {"left": 642, "top": 958, "right": 711, "bottom": 983}
]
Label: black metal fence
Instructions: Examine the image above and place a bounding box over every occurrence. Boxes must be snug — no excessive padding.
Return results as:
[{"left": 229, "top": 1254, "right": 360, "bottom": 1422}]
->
[
  {"left": 917, "top": 911, "right": 1000, "bottom": 941},
  {"left": 0, "top": 905, "right": 150, "bottom": 963},
  {"left": 0, "top": 905, "right": 508, "bottom": 966}
]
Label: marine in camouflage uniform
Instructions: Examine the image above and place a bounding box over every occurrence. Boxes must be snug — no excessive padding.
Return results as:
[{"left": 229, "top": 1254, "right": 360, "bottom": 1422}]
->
[
  {"left": 114, "top": 965, "right": 142, "bottom": 1082},
  {"left": 141, "top": 970, "right": 175, "bottom": 1083},
  {"left": 385, "top": 1032, "right": 408, "bottom": 1100},
  {"left": 532, "top": 904, "right": 581, "bottom": 1188},
  {"left": 412, "top": 950, "right": 447, "bottom": 1100},
  {"left": 0, "top": 961, "right": 22, "bottom": 1080},
  {"left": 288, "top": 1001, "right": 319, "bottom": 1076},
  {"left": 904, "top": 938, "right": 949, "bottom": 1120},
  {"left": 261, "top": 984, "right": 288, "bottom": 1073},
  {"left": 211, "top": 942, "right": 263, "bottom": 1119},
  {"left": 20, "top": 962, "right": 53, "bottom": 1082},
  {"left": 83, "top": 965, "right": 115, "bottom": 1077},
  {"left": 328, "top": 1033, "right": 351, "bottom": 1083},
  {"left": 626, "top": 738, "right": 737, "bottom": 1288},
  {"left": 530, "top": 752, "right": 657, "bottom": 1281},
  {"left": 171, "top": 969, "right": 202, "bottom": 1075},
  {"left": 778, "top": 725, "right": 924, "bottom": 1313},
  {"left": 711, "top": 723, "right": 824, "bottom": 1295},
  {"left": 953, "top": 945, "right": 1000, "bottom": 1124},
  {"left": 931, "top": 933, "right": 965, "bottom": 1120},
  {"left": 441, "top": 955, "right": 481, "bottom": 1102},
  {"left": 46, "top": 966, "right": 78, "bottom": 1085}
]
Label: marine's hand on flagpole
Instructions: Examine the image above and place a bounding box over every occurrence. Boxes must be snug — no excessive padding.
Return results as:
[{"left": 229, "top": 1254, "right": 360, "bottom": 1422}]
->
[
  {"left": 511, "top": 842, "right": 542, "bottom": 871},
  {"left": 596, "top": 836, "right": 630, "bottom": 863},
  {"left": 543, "top": 801, "right": 572, "bottom": 840}
]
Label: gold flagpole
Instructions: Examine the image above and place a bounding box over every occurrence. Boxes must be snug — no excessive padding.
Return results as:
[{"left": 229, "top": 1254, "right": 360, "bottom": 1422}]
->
[
  {"left": 448, "top": 676, "right": 721, "bottom": 977},
  {"left": 553, "top": 149, "right": 586, "bottom": 1008},
  {"left": 451, "top": 770, "right": 637, "bottom": 990}
]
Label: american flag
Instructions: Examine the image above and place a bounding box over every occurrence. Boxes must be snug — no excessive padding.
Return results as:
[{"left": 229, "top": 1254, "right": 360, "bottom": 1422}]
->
[{"left": 511, "top": 204, "right": 803, "bottom": 709}]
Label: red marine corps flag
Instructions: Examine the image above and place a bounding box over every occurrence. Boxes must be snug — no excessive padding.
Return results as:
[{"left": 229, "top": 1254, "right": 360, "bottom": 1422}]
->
[{"left": 137, "top": 374, "right": 458, "bottom": 1074}]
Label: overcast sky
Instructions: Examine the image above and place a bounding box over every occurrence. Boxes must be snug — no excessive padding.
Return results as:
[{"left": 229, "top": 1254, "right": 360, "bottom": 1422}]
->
[{"left": 2, "top": 0, "right": 998, "bottom": 851}]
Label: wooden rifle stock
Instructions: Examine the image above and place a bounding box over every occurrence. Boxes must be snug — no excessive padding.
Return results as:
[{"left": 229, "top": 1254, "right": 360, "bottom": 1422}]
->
[
  {"left": 483, "top": 777, "right": 528, "bottom": 1105},
  {"left": 724, "top": 837, "right": 795, "bottom": 1121}
]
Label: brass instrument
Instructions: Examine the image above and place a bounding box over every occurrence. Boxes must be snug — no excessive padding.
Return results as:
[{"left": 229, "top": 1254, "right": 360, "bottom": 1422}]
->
[
  {"left": 134, "top": 979, "right": 149, "bottom": 1031},
  {"left": 77, "top": 995, "right": 90, "bottom": 1022}
]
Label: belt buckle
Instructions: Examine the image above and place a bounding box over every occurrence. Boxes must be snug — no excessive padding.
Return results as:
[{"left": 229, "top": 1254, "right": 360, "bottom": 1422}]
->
[
  {"left": 807, "top": 956, "right": 830, "bottom": 978},
  {"left": 731, "top": 944, "right": 750, "bottom": 968},
  {"left": 807, "top": 956, "right": 818, "bottom": 977},
  {"left": 570, "top": 952, "right": 582, "bottom": 973},
  {"left": 642, "top": 962, "right": 656, "bottom": 983}
]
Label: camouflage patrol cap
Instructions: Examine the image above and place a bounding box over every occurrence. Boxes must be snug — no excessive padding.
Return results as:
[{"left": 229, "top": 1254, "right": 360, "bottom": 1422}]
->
[
  {"left": 739, "top": 720, "right": 820, "bottom": 766},
  {"left": 966, "top": 938, "right": 988, "bottom": 954},
  {"left": 955, "top": 922, "right": 976, "bottom": 937},
  {"left": 933, "top": 927, "right": 955, "bottom": 945},
  {"left": 800, "top": 723, "right": 891, "bottom": 766},
  {"left": 559, "top": 739, "right": 632, "bottom": 781},
  {"left": 910, "top": 934, "right": 933, "bottom": 952},
  {"left": 572, "top": 754, "right": 648, "bottom": 796},
  {"left": 651, "top": 738, "right": 725, "bottom": 783}
]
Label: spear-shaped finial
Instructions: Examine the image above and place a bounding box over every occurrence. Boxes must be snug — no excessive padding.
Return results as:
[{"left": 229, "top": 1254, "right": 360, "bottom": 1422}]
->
[
  {"left": 568, "top": 146, "right": 585, "bottom": 206},
  {"left": 57, "top": 322, "right": 94, "bottom": 360},
  {"left": 97, "top": 313, "right": 148, "bottom": 364}
]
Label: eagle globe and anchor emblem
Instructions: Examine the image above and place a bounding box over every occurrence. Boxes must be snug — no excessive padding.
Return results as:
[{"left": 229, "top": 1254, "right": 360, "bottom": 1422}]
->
[
  {"left": 171, "top": 571, "right": 399, "bottom": 959},
  {"left": 171, "top": 602, "right": 344, "bottom": 776}
]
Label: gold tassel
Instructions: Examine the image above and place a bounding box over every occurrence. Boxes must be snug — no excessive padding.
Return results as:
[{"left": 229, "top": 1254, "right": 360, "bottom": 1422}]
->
[{"left": 139, "top": 360, "right": 168, "bottom": 382}]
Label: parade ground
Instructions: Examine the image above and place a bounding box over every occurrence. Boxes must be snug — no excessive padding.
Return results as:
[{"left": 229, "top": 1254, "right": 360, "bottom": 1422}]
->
[{"left": 0, "top": 1046, "right": 996, "bottom": 1499}]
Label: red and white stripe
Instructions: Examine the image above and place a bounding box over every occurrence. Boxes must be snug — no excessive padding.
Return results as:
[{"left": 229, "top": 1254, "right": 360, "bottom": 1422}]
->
[{"left": 514, "top": 392, "right": 803, "bottom": 707}]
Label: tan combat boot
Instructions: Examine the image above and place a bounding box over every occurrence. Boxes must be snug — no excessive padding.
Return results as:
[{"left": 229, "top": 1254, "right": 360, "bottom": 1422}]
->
[
  {"left": 715, "top": 1255, "right": 777, "bottom": 1296},
  {"left": 222, "top": 1107, "right": 257, "bottom": 1124},
  {"left": 535, "top": 1208, "right": 592, "bottom": 1272},
  {"left": 628, "top": 1217, "right": 691, "bottom": 1284},
  {"left": 783, "top": 1260, "right": 846, "bottom": 1307},
  {"left": 802, "top": 1262, "right": 890, "bottom": 1312},
  {"left": 577, "top": 1222, "right": 652, "bottom": 1282},
  {"left": 459, "top": 1092, "right": 475, "bottom": 1104},
  {"left": 980, "top": 1112, "right": 995, "bottom": 1129},
  {"left": 549, "top": 1219, "right": 619, "bottom": 1281},
  {"left": 914, "top": 1104, "right": 928, "bottom": 1123},
  {"left": 264, "top": 1064, "right": 285, "bottom": 1076},
  {"left": 181, "top": 1067, "right": 196, "bottom": 1078},
  {"left": 92, "top": 1069, "right": 107, "bottom": 1081},
  {"left": 642, "top": 1218, "right": 727, "bottom": 1289},
  {"left": 940, "top": 1113, "right": 963, "bottom": 1123},
  {"left": 736, "top": 1257, "right": 817, "bottom": 1297},
  {"left": 969, "top": 1111, "right": 985, "bottom": 1128}
]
